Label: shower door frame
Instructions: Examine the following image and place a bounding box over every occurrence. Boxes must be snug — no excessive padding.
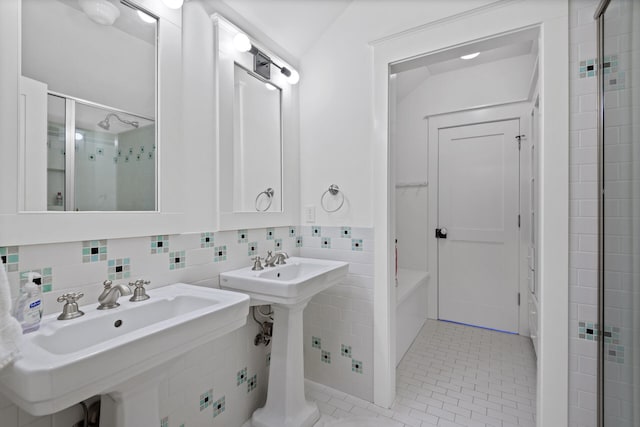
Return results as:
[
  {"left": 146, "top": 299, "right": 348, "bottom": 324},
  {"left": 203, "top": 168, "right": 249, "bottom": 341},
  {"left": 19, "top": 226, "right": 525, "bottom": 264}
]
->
[{"left": 594, "top": 1, "right": 610, "bottom": 426}]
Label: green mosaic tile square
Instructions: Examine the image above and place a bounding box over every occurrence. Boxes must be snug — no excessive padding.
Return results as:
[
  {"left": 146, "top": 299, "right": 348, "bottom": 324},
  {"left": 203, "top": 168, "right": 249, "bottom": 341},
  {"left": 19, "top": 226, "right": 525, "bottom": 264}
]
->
[
  {"left": 0, "top": 246, "right": 19, "bottom": 272},
  {"left": 321, "top": 237, "right": 331, "bottom": 249},
  {"left": 274, "top": 239, "right": 282, "bottom": 250},
  {"left": 214, "top": 245, "right": 227, "bottom": 263},
  {"left": 312, "top": 336, "right": 321, "bottom": 349},
  {"left": 340, "top": 227, "right": 352, "bottom": 238},
  {"left": 237, "top": 367, "right": 247, "bottom": 385},
  {"left": 160, "top": 416, "right": 169, "bottom": 427},
  {"left": 107, "top": 258, "right": 131, "bottom": 281},
  {"left": 213, "top": 396, "right": 225, "bottom": 417},
  {"left": 352, "top": 239, "right": 363, "bottom": 251},
  {"left": 352, "top": 359, "right": 363, "bottom": 374},
  {"left": 200, "top": 389, "right": 213, "bottom": 411},
  {"left": 266, "top": 352, "right": 271, "bottom": 367},
  {"left": 266, "top": 228, "right": 275, "bottom": 240},
  {"left": 151, "top": 235, "right": 169, "bottom": 254},
  {"left": 248, "top": 242, "right": 258, "bottom": 257},
  {"left": 312, "top": 226, "right": 321, "bottom": 237},
  {"left": 289, "top": 227, "right": 296, "bottom": 237},
  {"left": 201, "top": 232, "right": 214, "bottom": 248},
  {"left": 82, "top": 240, "right": 107, "bottom": 263},
  {"left": 341, "top": 344, "right": 352, "bottom": 358},
  {"left": 296, "top": 236, "right": 303, "bottom": 248},
  {"left": 247, "top": 374, "right": 257, "bottom": 393},
  {"left": 321, "top": 350, "right": 331, "bottom": 364},
  {"left": 20, "top": 268, "right": 53, "bottom": 292},
  {"left": 169, "top": 251, "right": 186, "bottom": 270},
  {"left": 238, "top": 229, "right": 248, "bottom": 244}
]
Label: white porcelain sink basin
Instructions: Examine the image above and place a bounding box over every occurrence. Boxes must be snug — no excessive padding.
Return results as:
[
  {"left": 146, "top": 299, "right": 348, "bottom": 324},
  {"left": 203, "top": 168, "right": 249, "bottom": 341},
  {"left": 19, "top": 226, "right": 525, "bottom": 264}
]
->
[
  {"left": 0, "top": 283, "right": 249, "bottom": 418},
  {"left": 220, "top": 257, "right": 348, "bottom": 305}
]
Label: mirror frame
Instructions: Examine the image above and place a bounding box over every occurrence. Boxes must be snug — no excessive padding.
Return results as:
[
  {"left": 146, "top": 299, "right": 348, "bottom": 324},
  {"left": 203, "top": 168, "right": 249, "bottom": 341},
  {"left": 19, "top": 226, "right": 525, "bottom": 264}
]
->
[
  {"left": 212, "top": 14, "right": 299, "bottom": 231},
  {"left": 0, "top": 0, "right": 185, "bottom": 246}
]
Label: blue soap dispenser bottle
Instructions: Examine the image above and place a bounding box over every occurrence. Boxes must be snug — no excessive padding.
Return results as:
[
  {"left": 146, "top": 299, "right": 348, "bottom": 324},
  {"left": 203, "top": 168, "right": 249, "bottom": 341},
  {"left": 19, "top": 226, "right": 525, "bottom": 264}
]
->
[{"left": 13, "top": 272, "right": 43, "bottom": 334}]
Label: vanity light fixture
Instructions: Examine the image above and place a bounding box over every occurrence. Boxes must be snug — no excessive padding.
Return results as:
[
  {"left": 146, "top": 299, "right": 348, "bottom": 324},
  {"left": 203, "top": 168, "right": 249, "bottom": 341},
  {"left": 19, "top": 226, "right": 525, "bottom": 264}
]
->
[
  {"left": 234, "top": 32, "right": 300, "bottom": 85},
  {"left": 161, "top": 0, "right": 184, "bottom": 9},
  {"left": 460, "top": 52, "right": 480, "bottom": 60}
]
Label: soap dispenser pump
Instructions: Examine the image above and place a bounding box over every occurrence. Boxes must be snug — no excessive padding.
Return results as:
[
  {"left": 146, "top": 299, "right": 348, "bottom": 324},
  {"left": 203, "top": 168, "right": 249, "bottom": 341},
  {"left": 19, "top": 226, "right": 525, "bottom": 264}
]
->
[{"left": 13, "top": 272, "right": 43, "bottom": 334}]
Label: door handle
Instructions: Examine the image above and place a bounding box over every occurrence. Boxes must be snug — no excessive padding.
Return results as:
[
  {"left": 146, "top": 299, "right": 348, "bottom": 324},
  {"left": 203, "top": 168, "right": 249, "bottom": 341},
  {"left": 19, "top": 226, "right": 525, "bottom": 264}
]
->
[{"left": 435, "top": 228, "right": 448, "bottom": 239}]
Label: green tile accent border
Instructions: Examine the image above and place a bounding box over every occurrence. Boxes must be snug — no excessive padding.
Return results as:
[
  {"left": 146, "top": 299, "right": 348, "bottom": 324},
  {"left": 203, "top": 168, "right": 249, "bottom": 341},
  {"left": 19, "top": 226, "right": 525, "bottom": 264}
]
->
[
  {"left": 213, "top": 396, "right": 225, "bottom": 417},
  {"left": 237, "top": 367, "right": 247, "bottom": 385},
  {"left": 352, "top": 239, "right": 363, "bottom": 251},
  {"left": 321, "top": 350, "right": 331, "bottom": 364},
  {"left": 266, "top": 228, "right": 275, "bottom": 240},
  {"left": 200, "top": 389, "right": 213, "bottom": 411},
  {"left": 341, "top": 344, "right": 352, "bottom": 358},
  {"left": 0, "top": 246, "right": 19, "bottom": 272},
  {"left": 238, "top": 229, "right": 248, "bottom": 243},
  {"left": 108, "top": 258, "right": 131, "bottom": 281},
  {"left": 289, "top": 227, "right": 296, "bottom": 237},
  {"left": 169, "top": 251, "right": 186, "bottom": 270},
  {"left": 340, "top": 227, "right": 352, "bottom": 238},
  {"left": 296, "top": 236, "right": 303, "bottom": 248},
  {"left": 20, "top": 268, "right": 53, "bottom": 293},
  {"left": 321, "top": 237, "right": 331, "bottom": 249},
  {"left": 247, "top": 374, "right": 257, "bottom": 393},
  {"left": 151, "top": 235, "right": 169, "bottom": 254},
  {"left": 312, "top": 226, "right": 321, "bottom": 237},
  {"left": 578, "top": 321, "right": 598, "bottom": 341},
  {"left": 82, "top": 240, "right": 107, "bottom": 263},
  {"left": 352, "top": 359, "right": 363, "bottom": 374},
  {"left": 248, "top": 242, "right": 258, "bottom": 257},
  {"left": 200, "top": 232, "right": 214, "bottom": 248},
  {"left": 312, "top": 336, "right": 321, "bottom": 349},
  {"left": 214, "top": 245, "right": 227, "bottom": 263}
]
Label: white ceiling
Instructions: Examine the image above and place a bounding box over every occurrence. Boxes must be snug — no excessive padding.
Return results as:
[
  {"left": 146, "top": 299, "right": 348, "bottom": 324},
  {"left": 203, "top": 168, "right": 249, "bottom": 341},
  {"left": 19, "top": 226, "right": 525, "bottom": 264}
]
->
[{"left": 214, "top": 0, "right": 353, "bottom": 58}]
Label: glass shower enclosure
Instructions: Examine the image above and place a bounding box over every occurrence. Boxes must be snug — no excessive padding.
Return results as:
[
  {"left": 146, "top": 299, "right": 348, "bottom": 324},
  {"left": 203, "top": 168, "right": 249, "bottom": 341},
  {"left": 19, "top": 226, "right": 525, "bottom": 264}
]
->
[{"left": 596, "top": 0, "right": 640, "bottom": 425}]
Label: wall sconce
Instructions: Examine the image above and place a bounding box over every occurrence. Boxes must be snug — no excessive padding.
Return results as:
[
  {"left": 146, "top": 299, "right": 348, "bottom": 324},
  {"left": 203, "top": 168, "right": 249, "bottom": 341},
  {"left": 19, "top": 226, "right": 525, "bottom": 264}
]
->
[{"left": 233, "top": 33, "right": 300, "bottom": 85}]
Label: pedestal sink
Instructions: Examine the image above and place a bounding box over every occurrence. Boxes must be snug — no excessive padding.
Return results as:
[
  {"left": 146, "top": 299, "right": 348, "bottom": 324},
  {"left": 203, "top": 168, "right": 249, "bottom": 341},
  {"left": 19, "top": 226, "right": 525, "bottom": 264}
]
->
[
  {"left": 220, "top": 257, "right": 348, "bottom": 427},
  {"left": 0, "top": 283, "right": 249, "bottom": 427}
]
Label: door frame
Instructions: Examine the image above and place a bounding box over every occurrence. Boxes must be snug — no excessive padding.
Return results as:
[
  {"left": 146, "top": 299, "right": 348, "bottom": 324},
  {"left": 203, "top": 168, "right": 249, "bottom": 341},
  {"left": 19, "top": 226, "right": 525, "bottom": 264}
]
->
[
  {"left": 428, "top": 103, "right": 529, "bottom": 335},
  {"left": 371, "top": 2, "right": 569, "bottom": 424}
]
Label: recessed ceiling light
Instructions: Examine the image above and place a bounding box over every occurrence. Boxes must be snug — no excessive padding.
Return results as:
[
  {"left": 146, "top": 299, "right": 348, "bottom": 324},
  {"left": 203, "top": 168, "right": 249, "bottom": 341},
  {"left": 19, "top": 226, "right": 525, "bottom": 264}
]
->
[{"left": 460, "top": 52, "right": 480, "bottom": 60}]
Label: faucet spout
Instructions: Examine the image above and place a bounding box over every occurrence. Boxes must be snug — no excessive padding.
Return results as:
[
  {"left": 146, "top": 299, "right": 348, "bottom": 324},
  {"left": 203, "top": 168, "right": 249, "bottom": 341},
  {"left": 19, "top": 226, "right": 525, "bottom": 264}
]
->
[{"left": 97, "top": 280, "right": 132, "bottom": 310}]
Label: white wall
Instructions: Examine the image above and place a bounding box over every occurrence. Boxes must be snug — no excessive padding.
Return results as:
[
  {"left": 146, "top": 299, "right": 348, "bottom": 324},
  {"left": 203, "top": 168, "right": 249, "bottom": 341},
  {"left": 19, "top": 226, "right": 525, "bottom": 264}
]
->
[
  {"left": 299, "top": 0, "right": 500, "bottom": 228},
  {"left": 22, "top": 0, "right": 155, "bottom": 117}
]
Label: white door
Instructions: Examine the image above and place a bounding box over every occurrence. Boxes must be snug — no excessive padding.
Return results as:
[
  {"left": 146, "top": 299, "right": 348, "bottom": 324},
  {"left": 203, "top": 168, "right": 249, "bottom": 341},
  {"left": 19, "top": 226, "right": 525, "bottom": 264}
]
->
[{"left": 437, "top": 119, "right": 520, "bottom": 333}]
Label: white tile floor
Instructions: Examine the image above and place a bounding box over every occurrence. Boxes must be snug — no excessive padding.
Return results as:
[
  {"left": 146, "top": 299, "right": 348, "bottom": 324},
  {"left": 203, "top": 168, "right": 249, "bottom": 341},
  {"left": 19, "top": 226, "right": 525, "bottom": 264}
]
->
[{"left": 306, "top": 320, "right": 537, "bottom": 427}]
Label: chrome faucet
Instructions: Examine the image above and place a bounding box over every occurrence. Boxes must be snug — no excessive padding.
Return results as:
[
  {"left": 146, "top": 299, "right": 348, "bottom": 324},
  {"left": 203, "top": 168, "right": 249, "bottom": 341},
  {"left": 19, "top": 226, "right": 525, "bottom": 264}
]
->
[
  {"left": 97, "top": 280, "right": 132, "bottom": 310},
  {"left": 264, "top": 251, "right": 277, "bottom": 267},
  {"left": 274, "top": 251, "right": 289, "bottom": 265}
]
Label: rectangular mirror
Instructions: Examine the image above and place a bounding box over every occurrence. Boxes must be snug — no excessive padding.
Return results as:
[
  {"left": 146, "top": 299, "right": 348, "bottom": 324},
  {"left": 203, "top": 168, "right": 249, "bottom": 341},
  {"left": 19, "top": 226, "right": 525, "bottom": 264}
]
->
[
  {"left": 233, "top": 64, "right": 282, "bottom": 213},
  {"left": 22, "top": 0, "right": 157, "bottom": 212}
]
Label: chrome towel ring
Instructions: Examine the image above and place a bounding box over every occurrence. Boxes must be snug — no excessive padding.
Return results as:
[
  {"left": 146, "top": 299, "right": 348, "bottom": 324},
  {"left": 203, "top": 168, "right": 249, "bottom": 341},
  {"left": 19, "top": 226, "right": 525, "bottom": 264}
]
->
[
  {"left": 320, "top": 184, "right": 344, "bottom": 213},
  {"left": 255, "top": 188, "right": 274, "bottom": 212}
]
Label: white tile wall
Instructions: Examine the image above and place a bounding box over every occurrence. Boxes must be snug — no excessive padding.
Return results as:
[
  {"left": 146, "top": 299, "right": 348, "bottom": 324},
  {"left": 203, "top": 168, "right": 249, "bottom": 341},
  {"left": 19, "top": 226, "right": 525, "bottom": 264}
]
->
[
  {"left": 300, "top": 226, "right": 375, "bottom": 403},
  {"left": 569, "top": 0, "right": 600, "bottom": 425},
  {"left": 0, "top": 226, "right": 299, "bottom": 427}
]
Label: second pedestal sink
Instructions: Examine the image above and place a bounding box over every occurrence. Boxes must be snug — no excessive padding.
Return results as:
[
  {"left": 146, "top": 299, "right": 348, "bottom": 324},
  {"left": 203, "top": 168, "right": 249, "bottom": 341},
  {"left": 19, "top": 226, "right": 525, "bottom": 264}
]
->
[
  {"left": 0, "top": 283, "right": 249, "bottom": 427},
  {"left": 220, "top": 257, "right": 348, "bottom": 427}
]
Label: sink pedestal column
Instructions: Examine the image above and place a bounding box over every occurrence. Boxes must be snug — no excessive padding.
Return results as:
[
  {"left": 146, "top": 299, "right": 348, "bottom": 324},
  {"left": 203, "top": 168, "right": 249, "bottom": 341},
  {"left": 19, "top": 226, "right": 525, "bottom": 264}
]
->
[
  {"left": 250, "top": 299, "right": 319, "bottom": 427},
  {"left": 100, "top": 371, "right": 166, "bottom": 427}
]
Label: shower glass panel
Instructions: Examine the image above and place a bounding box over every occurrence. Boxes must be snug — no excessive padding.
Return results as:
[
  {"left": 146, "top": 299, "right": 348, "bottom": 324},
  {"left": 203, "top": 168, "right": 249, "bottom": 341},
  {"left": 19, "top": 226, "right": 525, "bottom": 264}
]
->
[
  {"left": 47, "top": 94, "right": 66, "bottom": 211},
  {"left": 600, "top": 0, "right": 640, "bottom": 425}
]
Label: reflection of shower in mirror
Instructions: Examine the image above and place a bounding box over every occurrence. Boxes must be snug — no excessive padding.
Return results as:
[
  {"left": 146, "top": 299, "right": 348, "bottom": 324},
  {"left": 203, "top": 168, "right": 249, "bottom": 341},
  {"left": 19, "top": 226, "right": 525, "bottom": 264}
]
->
[{"left": 97, "top": 113, "right": 139, "bottom": 130}]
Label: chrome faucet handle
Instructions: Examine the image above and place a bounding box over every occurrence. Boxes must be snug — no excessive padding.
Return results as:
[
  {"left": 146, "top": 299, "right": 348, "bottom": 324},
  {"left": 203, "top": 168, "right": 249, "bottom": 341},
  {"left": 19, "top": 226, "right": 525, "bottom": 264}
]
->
[
  {"left": 264, "top": 250, "right": 277, "bottom": 267},
  {"left": 129, "top": 279, "right": 150, "bottom": 302},
  {"left": 103, "top": 280, "right": 113, "bottom": 288},
  {"left": 56, "top": 292, "right": 85, "bottom": 320},
  {"left": 252, "top": 256, "right": 264, "bottom": 271}
]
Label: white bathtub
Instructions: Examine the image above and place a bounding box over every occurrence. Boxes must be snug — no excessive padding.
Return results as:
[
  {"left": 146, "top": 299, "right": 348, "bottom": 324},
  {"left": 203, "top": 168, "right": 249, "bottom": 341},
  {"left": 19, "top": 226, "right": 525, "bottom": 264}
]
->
[{"left": 396, "top": 269, "right": 429, "bottom": 366}]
